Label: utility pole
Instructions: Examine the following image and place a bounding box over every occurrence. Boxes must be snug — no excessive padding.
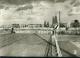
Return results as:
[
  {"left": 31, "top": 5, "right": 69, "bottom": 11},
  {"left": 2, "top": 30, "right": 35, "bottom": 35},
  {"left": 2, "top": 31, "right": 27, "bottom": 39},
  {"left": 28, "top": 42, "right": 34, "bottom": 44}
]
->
[
  {"left": 58, "top": 11, "right": 61, "bottom": 28},
  {"left": 52, "top": 11, "right": 62, "bottom": 57},
  {"left": 45, "top": 0, "right": 62, "bottom": 57},
  {"left": 54, "top": 11, "right": 62, "bottom": 57}
]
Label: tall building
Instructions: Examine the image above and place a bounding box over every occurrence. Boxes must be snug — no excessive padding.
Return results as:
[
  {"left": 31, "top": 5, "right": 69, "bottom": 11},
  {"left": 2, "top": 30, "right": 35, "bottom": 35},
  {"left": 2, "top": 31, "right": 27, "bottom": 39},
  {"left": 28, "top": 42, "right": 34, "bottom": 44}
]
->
[{"left": 51, "top": 16, "right": 58, "bottom": 28}]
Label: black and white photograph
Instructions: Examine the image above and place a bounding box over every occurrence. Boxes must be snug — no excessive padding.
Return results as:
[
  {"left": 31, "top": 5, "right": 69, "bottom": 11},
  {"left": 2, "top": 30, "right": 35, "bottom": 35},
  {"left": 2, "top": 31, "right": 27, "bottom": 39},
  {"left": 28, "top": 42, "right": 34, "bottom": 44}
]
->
[{"left": 0, "top": 0, "right": 80, "bottom": 57}]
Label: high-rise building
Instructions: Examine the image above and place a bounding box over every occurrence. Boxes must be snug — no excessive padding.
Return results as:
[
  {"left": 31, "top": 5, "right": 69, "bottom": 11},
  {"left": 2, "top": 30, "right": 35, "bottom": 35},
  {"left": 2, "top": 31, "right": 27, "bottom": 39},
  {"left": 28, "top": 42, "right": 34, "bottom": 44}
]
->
[{"left": 51, "top": 16, "right": 58, "bottom": 28}]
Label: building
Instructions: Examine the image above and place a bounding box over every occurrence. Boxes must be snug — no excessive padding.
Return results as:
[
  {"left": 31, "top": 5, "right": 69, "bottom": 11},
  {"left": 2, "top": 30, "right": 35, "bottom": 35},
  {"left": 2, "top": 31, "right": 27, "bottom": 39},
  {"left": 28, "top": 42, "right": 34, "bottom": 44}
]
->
[
  {"left": 12, "top": 24, "right": 20, "bottom": 28},
  {"left": 28, "top": 24, "right": 43, "bottom": 28}
]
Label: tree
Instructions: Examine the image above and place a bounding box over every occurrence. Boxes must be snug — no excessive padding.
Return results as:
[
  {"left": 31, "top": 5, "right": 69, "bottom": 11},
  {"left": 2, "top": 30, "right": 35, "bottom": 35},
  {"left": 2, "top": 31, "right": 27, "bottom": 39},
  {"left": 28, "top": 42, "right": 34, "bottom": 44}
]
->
[
  {"left": 44, "top": 21, "right": 47, "bottom": 27},
  {"left": 44, "top": 21, "right": 49, "bottom": 27},
  {"left": 70, "top": 20, "right": 80, "bottom": 28},
  {"left": 46, "top": 21, "right": 49, "bottom": 27},
  {"left": 60, "top": 23, "right": 66, "bottom": 27}
]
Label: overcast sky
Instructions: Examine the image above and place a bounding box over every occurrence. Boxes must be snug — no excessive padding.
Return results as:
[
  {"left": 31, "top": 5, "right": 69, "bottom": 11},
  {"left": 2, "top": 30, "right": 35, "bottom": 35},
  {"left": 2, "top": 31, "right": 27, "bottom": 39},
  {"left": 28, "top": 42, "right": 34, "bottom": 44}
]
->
[{"left": 0, "top": 0, "right": 80, "bottom": 25}]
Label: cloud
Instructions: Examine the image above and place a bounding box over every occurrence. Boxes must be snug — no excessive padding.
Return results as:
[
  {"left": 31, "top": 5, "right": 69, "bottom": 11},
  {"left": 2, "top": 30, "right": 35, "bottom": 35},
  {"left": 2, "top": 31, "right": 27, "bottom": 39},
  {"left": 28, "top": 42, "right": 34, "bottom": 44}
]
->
[
  {"left": 0, "top": 0, "right": 80, "bottom": 26},
  {"left": 0, "top": 0, "right": 32, "bottom": 5},
  {"left": 69, "top": 6, "right": 80, "bottom": 15},
  {"left": 0, "top": 5, "right": 4, "bottom": 9},
  {"left": 16, "top": 4, "right": 33, "bottom": 11},
  {"left": 67, "top": 0, "right": 80, "bottom": 15},
  {"left": 56, "top": 0, "right": 67, "bottom": 2}
]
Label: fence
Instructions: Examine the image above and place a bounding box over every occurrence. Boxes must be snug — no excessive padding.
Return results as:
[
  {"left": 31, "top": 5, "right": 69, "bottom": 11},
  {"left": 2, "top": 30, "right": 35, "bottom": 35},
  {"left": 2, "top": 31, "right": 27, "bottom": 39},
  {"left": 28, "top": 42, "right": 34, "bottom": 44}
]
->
[{"left": 14, "top": 28, "right": 53, "bottom": 34}]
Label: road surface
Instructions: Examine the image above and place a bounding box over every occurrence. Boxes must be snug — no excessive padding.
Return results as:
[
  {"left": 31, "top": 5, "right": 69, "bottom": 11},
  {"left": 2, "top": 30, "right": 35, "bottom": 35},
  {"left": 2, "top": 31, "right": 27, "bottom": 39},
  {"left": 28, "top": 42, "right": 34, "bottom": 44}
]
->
[{"left": 0, "top": 33, "right": 80, "bottom": 57}]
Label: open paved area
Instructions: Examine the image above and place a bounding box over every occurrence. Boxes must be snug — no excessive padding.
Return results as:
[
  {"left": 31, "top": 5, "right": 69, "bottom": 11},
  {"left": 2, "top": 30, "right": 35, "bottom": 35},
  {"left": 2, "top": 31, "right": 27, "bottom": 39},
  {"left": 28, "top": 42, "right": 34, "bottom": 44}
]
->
[{"left": 0, "top": 33, "right": 80, "bottom": 57}]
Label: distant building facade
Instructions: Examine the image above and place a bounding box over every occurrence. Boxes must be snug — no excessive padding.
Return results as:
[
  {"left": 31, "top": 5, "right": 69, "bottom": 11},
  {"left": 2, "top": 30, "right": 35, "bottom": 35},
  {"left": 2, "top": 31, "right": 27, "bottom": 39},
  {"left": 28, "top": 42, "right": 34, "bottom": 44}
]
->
[
  {"left": 28, "top": 24, "right": 43, "bottom": 28},
  {"left": 12, "top": 24, "right": 20, "bottom": 28}
]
